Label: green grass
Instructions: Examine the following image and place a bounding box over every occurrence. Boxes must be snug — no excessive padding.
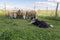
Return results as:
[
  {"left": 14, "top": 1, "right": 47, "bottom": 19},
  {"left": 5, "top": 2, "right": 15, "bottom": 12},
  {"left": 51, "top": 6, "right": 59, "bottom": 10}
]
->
[{"left": 0, "top": 16, "right": 60, "bottom": 40}]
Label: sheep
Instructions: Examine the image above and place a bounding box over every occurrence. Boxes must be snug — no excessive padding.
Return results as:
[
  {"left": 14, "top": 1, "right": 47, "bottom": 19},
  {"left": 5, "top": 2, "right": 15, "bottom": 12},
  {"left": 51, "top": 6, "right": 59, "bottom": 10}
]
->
[
  {"left": 17, "top": 9, "right": 26, "bottom": 19},
  {"left": 21, "top": 10, "right": 26, "bottom": 19},
  {"left": 26, "top": 10, "right": 36, "bottom": 19},
  {"left": 13, "top": 11, "right": 17, "bottom": 18},
  {"left": 16, "top": 9, "right": 22, "bottom": 18},
  {"left": 8, "top": 11, "right": 14, "bottom": 18},
  {"left": 8, "top": 9, "right": 37, "bottom": 19},
  {"left": 8, "top": 10, "right": 17, "bottom": 19}
]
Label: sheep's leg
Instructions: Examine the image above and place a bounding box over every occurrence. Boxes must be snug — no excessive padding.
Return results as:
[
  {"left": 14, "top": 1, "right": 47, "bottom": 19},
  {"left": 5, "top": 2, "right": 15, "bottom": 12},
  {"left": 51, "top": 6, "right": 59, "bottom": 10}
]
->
[
  {"left": 23, "top": 15, "right": 26, "bottom": 19},
  {"left": 10, "top": 14, "right": 13, "bottom": 18},
  {"left": 13, "top": 13, "right": 17, "bottom": 19}
]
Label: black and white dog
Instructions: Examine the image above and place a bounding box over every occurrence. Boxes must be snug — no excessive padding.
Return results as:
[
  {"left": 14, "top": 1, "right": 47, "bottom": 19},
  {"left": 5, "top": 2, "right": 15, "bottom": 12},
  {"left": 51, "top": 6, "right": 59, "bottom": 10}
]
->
[{"left": 30, "top": 17, "right": 53, "bottom": 28}]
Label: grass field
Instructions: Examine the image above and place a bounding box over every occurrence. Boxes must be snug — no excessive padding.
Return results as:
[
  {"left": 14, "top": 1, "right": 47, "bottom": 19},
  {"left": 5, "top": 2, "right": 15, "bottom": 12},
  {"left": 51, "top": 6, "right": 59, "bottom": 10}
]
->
[
  {"left": 0, "top": 16, "right": 60, "bottom": 40},
  {"left": 37, "top": 10, "right": 60, "bottom": 17},
  {"left": 0, "top": 10, "right": 60, "bottom": 40}
]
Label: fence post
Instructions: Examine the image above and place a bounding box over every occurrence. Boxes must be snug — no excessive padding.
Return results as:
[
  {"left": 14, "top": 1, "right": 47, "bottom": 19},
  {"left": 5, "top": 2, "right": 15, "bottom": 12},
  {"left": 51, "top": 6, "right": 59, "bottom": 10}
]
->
[{"left": 55, "top": 2, "right": 59, "bottom": 17}]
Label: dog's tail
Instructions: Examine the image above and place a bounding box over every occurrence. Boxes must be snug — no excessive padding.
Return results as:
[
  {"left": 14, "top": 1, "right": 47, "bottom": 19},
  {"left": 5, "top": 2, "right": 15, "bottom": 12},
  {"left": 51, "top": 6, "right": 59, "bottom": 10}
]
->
[{"left": 50, "top": 24, "right": 54, "bottom": 28}]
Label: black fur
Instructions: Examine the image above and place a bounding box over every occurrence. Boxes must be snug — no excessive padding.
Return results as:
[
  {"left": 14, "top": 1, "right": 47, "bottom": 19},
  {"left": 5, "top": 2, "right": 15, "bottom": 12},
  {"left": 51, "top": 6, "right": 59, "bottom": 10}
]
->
[{"left": 31, "top": 17, "right": 50, "bottom": 28}]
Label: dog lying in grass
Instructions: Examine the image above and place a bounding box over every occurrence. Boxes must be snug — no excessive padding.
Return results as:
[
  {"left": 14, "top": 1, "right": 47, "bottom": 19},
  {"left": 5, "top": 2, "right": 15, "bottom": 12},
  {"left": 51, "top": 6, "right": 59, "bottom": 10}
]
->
[{"left": 30, "top": 17, "right": 53, "bottom": 28}]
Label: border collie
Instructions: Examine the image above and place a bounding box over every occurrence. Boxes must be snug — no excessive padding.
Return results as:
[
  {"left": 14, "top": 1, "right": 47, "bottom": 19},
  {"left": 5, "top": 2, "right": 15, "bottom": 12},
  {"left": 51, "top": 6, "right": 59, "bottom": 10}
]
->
[{"left": 30, "top": 17, "right": 53, "bottom": 28}]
